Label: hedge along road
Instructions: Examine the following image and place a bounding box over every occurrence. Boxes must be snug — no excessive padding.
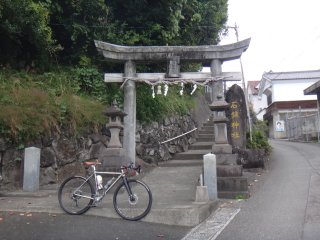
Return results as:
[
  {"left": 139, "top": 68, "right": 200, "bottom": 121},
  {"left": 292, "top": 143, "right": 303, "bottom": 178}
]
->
[{"left": 216, "top": 140, "right": 320, "bottom": 240}]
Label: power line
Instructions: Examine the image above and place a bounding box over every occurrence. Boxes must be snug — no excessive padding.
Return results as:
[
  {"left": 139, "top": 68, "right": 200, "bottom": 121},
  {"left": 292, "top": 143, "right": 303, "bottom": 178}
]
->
[{"left": 49, "top": 22, "right": 221, "bottom": 30}]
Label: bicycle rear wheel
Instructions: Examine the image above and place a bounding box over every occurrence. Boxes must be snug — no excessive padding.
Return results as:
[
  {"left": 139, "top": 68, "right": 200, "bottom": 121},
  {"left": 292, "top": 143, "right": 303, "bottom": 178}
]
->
[
  {"left": 58, "top": 176, "right": 94, "bottom": 215},
  {"left": 113, "top": 179, "right": 152, "bottom": 221}
]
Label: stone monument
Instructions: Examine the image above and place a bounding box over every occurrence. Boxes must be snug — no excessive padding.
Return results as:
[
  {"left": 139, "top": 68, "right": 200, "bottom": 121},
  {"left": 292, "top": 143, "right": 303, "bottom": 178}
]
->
[
  {"left": 208, "top": 86, "right": 249, "bottom": 198},
  {"left": 23, "top": 147, "right": 40, "bottom": 192},
  {"left": 226, "top": 84, "right": 248, "bottom": 149}
]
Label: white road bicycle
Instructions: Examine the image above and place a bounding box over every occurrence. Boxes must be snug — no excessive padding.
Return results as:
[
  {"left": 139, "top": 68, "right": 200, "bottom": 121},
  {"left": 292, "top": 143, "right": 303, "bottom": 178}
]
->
[{"left": 58, "top": 160, "right": 152, "bottom": 221}]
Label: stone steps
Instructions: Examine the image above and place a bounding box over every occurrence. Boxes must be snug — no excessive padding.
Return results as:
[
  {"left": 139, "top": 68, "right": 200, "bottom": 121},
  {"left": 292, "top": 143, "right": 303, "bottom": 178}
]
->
[
  {"left": 203, "top": 121, "right": 214, "bottom": 127},
  {"left": 160, "top": 116, "right": 249, "bottom": 199},
  {"left": 189, "top": 142, "right": 212, "bottom": 150},
  {"left": 200, "top": 126, "right": 214, "bottom": 132},
  {"left": 198, "top": 132, "right": 214, "bottom": 137},
  {"left": 158, "top": 159, "right": 203, "bottom": 167},
  {"left": 174, "top": 149, "right": 211, "bottom": 160},
  {"left": 197, "top": 137, "right": 214, "bottom": 142},
  {"left": 198, "top": 130, "right": 214, "bottom": 135}
]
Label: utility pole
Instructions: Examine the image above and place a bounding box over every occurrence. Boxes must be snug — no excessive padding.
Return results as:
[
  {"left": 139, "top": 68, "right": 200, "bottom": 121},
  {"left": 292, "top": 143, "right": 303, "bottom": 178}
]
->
[{"left": 227, "top": 23, "right": 253, "bottom": 141}]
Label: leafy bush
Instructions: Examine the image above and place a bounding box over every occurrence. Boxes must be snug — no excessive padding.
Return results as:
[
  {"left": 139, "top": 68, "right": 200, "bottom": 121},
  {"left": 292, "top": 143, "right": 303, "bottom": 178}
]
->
[
  {"left": 246, "top": 120, "right": 271, "bottom": 154},
  {"left": 136, "top": 84, "right": 195, "bottom": 122}
]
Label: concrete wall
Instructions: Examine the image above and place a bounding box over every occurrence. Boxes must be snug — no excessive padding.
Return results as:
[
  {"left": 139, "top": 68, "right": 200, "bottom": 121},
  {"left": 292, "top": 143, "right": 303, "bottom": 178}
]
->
[
  {"left": 268, "top": 109, "right": 319, "bottom": 139},
  {"left": 250, "top": 94, "right": 268, "bottom": 120},
  {"left": 273, "top": 79, "right": 317, "bottom": 102},
  {"left": 272, "top": 111, "right": 287, "bottom": 139}
]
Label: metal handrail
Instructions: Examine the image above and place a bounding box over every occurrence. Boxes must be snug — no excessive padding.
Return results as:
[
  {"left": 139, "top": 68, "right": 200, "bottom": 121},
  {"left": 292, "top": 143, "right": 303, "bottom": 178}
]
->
[{"left": 160, "top": 128, "right": 197, "bottom": 144}]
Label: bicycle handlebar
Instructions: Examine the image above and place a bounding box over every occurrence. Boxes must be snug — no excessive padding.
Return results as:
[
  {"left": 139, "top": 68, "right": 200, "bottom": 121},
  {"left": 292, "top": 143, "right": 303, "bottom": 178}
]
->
[{"left": 121, "top": 163, "right": 141, "bottom": 173}]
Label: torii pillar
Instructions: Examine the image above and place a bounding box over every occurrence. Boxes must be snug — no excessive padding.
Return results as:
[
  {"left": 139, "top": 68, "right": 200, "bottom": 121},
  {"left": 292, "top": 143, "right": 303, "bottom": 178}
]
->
[
  {"left": 95, "top": 39, "right": 251, "bottom": 165},
  {"left": 124, "top": 60, "right": 136, "bottom": 164}
]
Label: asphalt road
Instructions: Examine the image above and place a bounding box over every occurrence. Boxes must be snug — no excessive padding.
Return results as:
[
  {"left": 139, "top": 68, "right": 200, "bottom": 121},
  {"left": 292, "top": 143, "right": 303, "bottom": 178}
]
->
[
  {"left": 2, "top": 140, "right": 320, "bottom": 240},
  {"left": 0, "top": 211, "right": 190, "bottom": 240},
  {"left": 216, "top": 140, "right": 320, "bottom": 240}
]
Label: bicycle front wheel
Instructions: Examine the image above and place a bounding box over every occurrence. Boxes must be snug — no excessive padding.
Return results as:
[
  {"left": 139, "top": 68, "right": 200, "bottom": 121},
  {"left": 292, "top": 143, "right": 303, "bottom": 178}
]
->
[
  {"left": 113, "top": 179, "right": 152, "bottom": 221},
  {"left": 58, "top": 176, "right": 94, "bottom": 215}
]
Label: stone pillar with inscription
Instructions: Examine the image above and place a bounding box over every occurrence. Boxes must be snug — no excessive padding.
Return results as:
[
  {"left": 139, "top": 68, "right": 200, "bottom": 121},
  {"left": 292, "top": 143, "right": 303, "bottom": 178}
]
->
[
  {"left": 209, "top": 63, "right": 249, "bottom": 199},
  {"left": 226, "top": 84, "right": 247, "bottom": 149}
]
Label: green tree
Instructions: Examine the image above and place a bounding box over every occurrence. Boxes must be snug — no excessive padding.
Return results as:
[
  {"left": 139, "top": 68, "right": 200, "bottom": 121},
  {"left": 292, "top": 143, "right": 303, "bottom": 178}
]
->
[
  {"left": 46, "top": 0, "right": 111, "bottom": 64},
  {"left": 0, "top": 0, "right": 57, "bottom": 69},
  {"left": 0, "top": 0, "right": 228, "bottom": 68},
  {"left": 178, "top": 0, "right": 228, "bottom": 45},
  {"left": 106, "top": 0, "right": 228, "bottom": 46}
]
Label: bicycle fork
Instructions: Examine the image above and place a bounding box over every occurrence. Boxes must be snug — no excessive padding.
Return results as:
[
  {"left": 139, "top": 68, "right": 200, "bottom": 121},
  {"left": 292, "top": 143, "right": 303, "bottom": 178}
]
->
[{"left": 123, "top": 177, "right": 135, "bottom": 202}]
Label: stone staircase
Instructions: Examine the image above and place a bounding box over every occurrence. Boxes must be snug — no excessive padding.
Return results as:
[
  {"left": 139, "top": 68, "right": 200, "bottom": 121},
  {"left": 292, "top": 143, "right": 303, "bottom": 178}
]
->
[{"left": 159, "top": 119, "right": 249, "bottom": 199}]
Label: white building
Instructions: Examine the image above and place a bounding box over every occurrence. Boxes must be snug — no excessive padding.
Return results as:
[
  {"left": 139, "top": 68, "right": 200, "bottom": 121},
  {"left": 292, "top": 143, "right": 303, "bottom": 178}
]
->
[
  {"left": 247, "top": 81, "right": 268, "bottom": 120},
  {"left": 259, "top": 70, "right": 320, "bottom": 139}
]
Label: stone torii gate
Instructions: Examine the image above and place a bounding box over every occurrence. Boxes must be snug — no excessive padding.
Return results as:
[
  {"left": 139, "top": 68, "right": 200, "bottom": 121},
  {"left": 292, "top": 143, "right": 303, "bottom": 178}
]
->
[{"left": 95, "top": 38, "right": 251, "bottom": 165}]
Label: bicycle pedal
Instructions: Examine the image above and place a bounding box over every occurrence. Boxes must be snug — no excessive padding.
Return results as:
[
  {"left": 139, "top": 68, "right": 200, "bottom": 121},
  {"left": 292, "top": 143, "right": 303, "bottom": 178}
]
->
[{"left": 91, "top": 200, "right": 102, "bottom": 207}]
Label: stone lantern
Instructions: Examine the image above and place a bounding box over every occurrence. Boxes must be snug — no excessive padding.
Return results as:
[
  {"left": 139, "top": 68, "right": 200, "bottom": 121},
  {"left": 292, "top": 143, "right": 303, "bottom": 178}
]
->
[
  {"left": 100, "top": 100, "right": 128, "bottom": 169},
  {"left": 209, "top": 95, "right": 231, "bottom": 153},
  {"left": 104, "top": 100, "right": 127, "bottom": 148}
]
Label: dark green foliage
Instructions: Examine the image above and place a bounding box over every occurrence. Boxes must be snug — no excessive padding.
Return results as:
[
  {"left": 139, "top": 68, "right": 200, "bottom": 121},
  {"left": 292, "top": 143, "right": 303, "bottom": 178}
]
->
[
  {"left": 0, "top": 0, "right": 58, "bottom": 69},
  {"left": 247, "top": 120, "right": 271, "bottom": 154},
  {"left": 0, "top": 0, "right": 228, "bottom": 68},
  {"left": 73, "top": 66, "right": 124, "bottom": 104},
  {"left": 107, "top": 0, "right": 227, "bottom": 46},
  {"left": 47, "top": 0, "right": 110, "bottom": 64},
  {"left": 136, "top": 84, "right": 195, "bottom": 122}
]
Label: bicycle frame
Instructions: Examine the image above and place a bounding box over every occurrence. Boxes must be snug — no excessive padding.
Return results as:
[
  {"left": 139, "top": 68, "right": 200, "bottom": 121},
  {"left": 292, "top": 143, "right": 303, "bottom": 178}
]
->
[{"left": 73, "top": 165, "right": 129, "bottom": 201}]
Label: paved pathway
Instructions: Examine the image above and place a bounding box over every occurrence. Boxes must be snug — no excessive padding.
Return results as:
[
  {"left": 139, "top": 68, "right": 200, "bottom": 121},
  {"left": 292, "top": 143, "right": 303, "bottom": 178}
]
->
[{"left": 184, "top": 140, "right": 320, "bottom": 240}]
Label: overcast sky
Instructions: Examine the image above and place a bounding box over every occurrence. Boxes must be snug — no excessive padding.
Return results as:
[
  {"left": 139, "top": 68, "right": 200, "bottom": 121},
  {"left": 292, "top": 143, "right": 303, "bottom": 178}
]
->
[{"left": 218, "top": 0, "right": 320, "bottom": 81}]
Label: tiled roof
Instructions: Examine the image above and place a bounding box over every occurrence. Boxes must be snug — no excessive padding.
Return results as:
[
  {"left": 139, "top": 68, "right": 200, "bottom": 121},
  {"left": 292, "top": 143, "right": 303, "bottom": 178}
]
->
[
  {"left": 263, "top": 70, "right": 320, "bottom": 81},
  {"left": 304, "top": 80, "right": 320, "bottom": 95},
  {"left": 247, "top": 81, "right": 260, "bottom": 95}
]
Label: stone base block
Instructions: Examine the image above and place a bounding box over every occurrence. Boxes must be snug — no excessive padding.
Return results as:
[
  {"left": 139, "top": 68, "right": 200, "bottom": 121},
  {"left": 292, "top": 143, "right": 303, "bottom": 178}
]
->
[
  {"left": 217, "top": 177, "right": 248, "bottom": 192},
  {"left": 216, "top": 154, "right": 238, "bottom": 165},
  {"left": 212, "top": 144, "right": 232, "bottom": 154},
  {"left": 217, "top": 165, "right": 243, "bottom": 177},
  {"left": 100, "top": 148, "right": 126, "bottom": 170},
  {"left": 195, "top": 186, "right": 210, "bottom": 202}
]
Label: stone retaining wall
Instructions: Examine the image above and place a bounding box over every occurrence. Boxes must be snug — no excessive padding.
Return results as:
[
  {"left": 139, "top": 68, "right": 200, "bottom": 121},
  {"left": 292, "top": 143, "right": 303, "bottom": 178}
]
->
[
  {"left": 0, "top": 95, "right": 211, "bottom": 190},
  {"left": 136, "top": 114, "right": 197, "bottom": 164}
]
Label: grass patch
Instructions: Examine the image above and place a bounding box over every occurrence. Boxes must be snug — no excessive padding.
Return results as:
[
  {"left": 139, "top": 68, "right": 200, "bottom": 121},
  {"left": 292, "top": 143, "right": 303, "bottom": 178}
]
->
[
  {"left": 0, "top": 68, "right": 197, "bottom": 143},
  {"left": 0, "top": 69, "right": 105, "bottom": 142}
]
